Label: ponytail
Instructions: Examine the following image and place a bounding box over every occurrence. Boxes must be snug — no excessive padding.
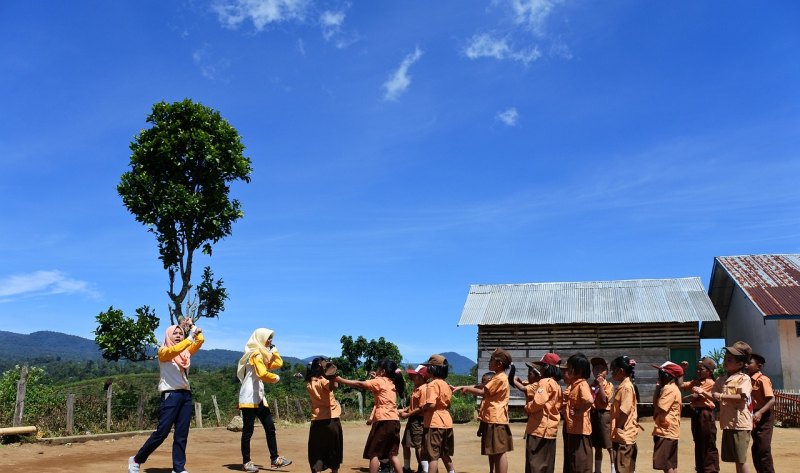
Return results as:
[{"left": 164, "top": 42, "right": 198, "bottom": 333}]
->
[{"left": 377, "top": 359, "right": 406, "bottom": 398}]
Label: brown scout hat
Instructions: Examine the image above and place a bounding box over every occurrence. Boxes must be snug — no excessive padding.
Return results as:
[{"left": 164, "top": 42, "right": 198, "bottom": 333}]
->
[
  {"left": 698, "top": 357, "right": 717, "bottom": 372},
  {"left": 320, "top": 360, "right": 337, "bottom": 377},
  {"left": 725, "top": 341, "right": 752, "bottom": 359},
  {"left": 422, "top": 354, "right": 447, "bottom": 366},
  {"left": 490, "top": 348, "right": 512, "bottom": 367}
]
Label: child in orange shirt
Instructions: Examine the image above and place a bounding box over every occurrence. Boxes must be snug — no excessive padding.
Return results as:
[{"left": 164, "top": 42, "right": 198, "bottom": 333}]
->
[
  {"left": 399, "top": 365, "right": 430, "bottom": 473},
  {"left": 513, "top": 353, "right": 562, "bottom": 473},
  {"left": 747, "top": 353, "right": 775, "bottom": 473},
  {"left": 609, "top": 356, "right": 639, "bottom": 473},
  {"left": 590, "top": 357, "right": 613, "bottom": 473},
  {"left": 306, "top": 358, "right": 342, "bottom": 473},
  {"left": 336, "top": 359, "right": 406, "bottom": 473},
  {"left": 455, "top": 348, "right": 515, "bottom": 473},
  {"left": 680, "top": 357, "right": 719, "bottom": 473},
  {"left": 420, "top": 354, "right": 455, "bottom": 473},
  {"left": 651, "top": 361, "right": 683, "bottom": 473},
  {"left": 564, "top": 353, "right": 594, "bottom": 473}
]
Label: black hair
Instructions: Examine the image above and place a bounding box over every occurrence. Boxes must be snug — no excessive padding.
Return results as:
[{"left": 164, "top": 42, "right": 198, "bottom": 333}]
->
[
  {"left": 480, "top": 371, "right": 495, "bottom": 383},
  {"left": 540, "top": 363, "right": 562, "bottom": 381},
  {"left": 305, "top": 357, "right": 324, "bottom": 382},
  {"left": 658, "top": 369, "right": 677, "bottom": 385},
  {"left": 566, "top": 353, "right": 591, "bottom": 380},
  {"left": 610, "top": 356, "right": 636, "bottom": 381},
  {"left": 376, "top": 358, "right": 406, "bottom": 396},
  {"left": 427, "top": 360, "right": 449, "bottom": 380}
]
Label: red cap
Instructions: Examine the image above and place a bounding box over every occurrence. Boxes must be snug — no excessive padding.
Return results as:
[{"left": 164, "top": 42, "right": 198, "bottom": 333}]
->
[
  {"left": 539, "top": 353, "right": 560, "bottom": 366},
  {"left": 652, "top": 361, "right": 684, "bottom": 379}
]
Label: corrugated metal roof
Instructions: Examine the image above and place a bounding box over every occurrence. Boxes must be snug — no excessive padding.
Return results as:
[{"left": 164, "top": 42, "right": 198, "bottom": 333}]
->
[
  {"left": 714, "top": 254, "right": 800, "bottom": 318},
  {"left": 458, "top": 277, "right": 720, "bottom": 326}
]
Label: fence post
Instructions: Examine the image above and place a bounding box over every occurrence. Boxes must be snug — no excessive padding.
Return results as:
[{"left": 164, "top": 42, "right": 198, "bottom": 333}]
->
[
  {"left": 13, "top": 364, "right": 29, "bottom": 427},
  {"left": 294, "top": 399, "right": 304, "bottom": 420},
  {"left": 272, "top": 398, "right": 280, "bottom": 422},
  {"left": 285, "top": 396, "right": 291, "bottom": 421},
  {"left": 211, "top": 395, "right": 222, "bottom": 426},
  {"left": 195, "top": 402, "right": 203, "bottom": 428},
  {"left": 106, "top": 383, "right": 113, "bottom": 431},
  {"left": 136, "top": 393, "right": 146, "bottom": 430},
  {"left": 66, "top": 394, "right": 75, "bottom": 435},
  {"left": 356, "top": 391, "right": 363, "bottom": 417}
]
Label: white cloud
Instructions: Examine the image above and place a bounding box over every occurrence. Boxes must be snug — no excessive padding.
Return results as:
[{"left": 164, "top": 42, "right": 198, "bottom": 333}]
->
[
  {"left": 320, "top": 10, "right": 345, "bottom": 41},
  {"left": 192, "top": 45, "right": 230, "bottom": 81},
  {"left": 510, "top": 0, "right": 560, "bottom": 36},
  {"left": 0, "top": 270, "right": 100, "bottom": 300},
  {"left": 464, "top": 33, "right": 541, "bottom": 64},
  {"left": 212, "top": 0, "right": 310, "bottom": 30},
  {"left": 496, "top": 107, "right": 519, "bottom": 126},
  {"left": 383, "top": 47, "right": 423, "bottom": 101}
]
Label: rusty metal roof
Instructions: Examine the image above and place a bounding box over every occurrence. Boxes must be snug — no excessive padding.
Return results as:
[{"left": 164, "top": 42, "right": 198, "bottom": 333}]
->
[
  {"left": 709, "top": 254, "right": 800, "bottom": 318},
  {"left": 457, "top": 277, "right": 719, "bottom": 326}
]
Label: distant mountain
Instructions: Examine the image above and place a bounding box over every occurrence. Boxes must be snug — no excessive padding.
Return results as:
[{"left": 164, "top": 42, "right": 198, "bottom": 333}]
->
[
  {"left": 406, "top": 351, "right": 476, "bottom": 376},
  {"left": 0, "top": 331, "right": 302, "bottom": 369}
]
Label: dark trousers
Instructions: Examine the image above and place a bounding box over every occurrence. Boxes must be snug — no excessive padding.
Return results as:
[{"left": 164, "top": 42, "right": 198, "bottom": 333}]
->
[
  {"left": 135, "top": 390, "right": 193, "bottom": 472},
  {"left": 751, "top": 412, "right": 774, "bottom": 473},
  {"left": 241, "top": 404, "right": 279, "bottom": 463},
  {"left": 691, "top": 407, "right": 719, "bottom": 472}
]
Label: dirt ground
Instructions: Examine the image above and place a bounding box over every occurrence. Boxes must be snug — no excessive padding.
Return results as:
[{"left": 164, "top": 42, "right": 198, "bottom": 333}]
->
[{"left": 2, "top": 420, "right": 799, "bottom": 473}]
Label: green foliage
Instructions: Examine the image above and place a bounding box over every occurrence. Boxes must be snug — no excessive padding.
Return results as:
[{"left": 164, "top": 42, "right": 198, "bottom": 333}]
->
[
  {"left": 333, "top": 335, "right": 402, "bottom": 378},
  {"left": 705, "top": 347, "right": 726, "bottom": 379},
  {"left": 117, "top": 98, "right": 251, "bottom": 324},
  {"left": 93, "top": 306, "right": 159, "bottom": 362}
]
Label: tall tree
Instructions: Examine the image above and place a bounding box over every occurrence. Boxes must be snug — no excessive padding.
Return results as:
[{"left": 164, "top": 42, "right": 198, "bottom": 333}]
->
[
  {"left": 333, "top": 335, "right": 403, "bottom": 377},
  {"left": 95, "top": 99, "right": 252, "bottom": 361}
]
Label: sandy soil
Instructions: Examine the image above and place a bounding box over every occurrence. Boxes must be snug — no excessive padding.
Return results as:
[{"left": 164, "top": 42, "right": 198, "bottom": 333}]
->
[{"left": 2, "top": 420, "right": 799, "bottom": 472}]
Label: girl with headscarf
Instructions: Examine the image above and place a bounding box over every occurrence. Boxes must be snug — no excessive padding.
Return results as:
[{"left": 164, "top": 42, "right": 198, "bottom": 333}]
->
[
  {"left": 238, "top": 328, "right": 293, "bottom": 472},
  {"left": 128, "top": 320, "right": 204, "bottom": 473}
]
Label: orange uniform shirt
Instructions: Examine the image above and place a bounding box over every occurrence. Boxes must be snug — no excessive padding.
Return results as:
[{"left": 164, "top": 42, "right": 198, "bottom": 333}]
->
[
  {"left": 525, "top": 377, "right": 561, "bottom": 439},
  {"left": 307, "top": 377, "right": 341, "bottom": 420},
  {"left": 610, "top": 377, "right": 639, "bottom": 445},
  {"left": 592, "top": 381, "right": 613, "bottom": 410},
  {"left": 364, "top": 376, "right": 399, "bottom": 421},
  {"left": 681, "top": 378, "right": 715, "bottom": 409},
  {"left": 423, "top": 378, "right": 453, "bottom": 428},
  {"left": 478, "top": 371, "right": 510, "bottom": 424},
  {"left": 565, "top": 379, "right": 593, "bottom": 435},
  {"left": 653, "top": 383, "right": 681, "bottom": 439},
  {"left": 751, "top": 372, "right": 774, "bottom": 413},
  {"left": 714, "top": 371, "right": 752, "bottom": 430}
]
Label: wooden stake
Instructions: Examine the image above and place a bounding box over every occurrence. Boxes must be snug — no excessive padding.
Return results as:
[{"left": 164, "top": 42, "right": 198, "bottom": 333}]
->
[
  {"left": 212, "top": 395, "right": 221, "bottom": 426},
  {"left": 13, "top": 364, "right": 28, "bottom": 427},
  {"left": 66, "top": 394, "right": 75, "bottom": 436}
]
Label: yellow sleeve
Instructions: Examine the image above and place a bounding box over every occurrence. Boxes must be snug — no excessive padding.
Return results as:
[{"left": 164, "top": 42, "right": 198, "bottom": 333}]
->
[
  {"left": 265, "top": 349, "right": 283, "bottom": 370},
  {"left": 251, "top": 353, "right": 281, "bottom": 384},
  {"left": 187, "top": 332, "right": 204, "bottom": 355},
  {"left": 158, "top": 338, "right": 193, "bottom": 362}
]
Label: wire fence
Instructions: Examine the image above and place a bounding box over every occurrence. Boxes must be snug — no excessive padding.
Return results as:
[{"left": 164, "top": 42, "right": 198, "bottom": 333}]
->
[{"left": 773, "top": 389, "right": 800, "bottom": 427}]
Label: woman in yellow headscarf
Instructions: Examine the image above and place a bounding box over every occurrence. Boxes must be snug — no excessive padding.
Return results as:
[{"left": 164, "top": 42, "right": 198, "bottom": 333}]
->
[{"left": 238, "top": 328, "right": 293, "bottom": 472}]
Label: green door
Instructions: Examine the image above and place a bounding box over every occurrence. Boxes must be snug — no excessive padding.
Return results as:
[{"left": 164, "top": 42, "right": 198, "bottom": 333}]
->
[{"left": 670, "top": 347, "right": 698, "bottom": 379}]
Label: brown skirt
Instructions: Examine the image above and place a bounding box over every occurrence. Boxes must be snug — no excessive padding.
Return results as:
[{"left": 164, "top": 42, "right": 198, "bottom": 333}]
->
[
  {"left": 653, "top": 436, "right": 678, "bottom": 470},
  {"left": 590, "top": 410, "right": 612, "bottom": 449},
  {"left": 478, "top": 422, "right": 514, "bottom": 455},
  {"left": 613, "top": 442, "right": 637, "bottom": 473},
  {"left": 402, "top": 416, "right": 424, "bottom": 448},
  {"left": 565, "top": 433, "right": 592, "bottom": 473},
  {"left": 308, "top": 418, "right": 343, "bottom": 471},
  {"left": 524, "top": 435, "right": 556, "bottom": 473},
  {"left": 421, "top": 427, "right": 454, "bottom": 461},
  {"left": 363, "top": 420, "right": 401, "bottom": 460}
]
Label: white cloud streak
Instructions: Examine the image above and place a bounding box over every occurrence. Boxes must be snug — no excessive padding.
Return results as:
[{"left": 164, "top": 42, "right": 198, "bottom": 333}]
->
[
  {"left": 496, "top": 107, "right": 519, "bottom": 126},
  {"left": 510, "top": 0, "right": 560, "bottom": 36},
  {"left": 464, "top": 34, "right": 541, "bottom": 64},
  {"left": 212, "top": 0, "right": 310, "bottom": 30},
  {"left": 0, "top": 270, "right": 100, "bottom": 300},
  {"left": 320, "top": 10, "right": 345, "bottom": 41},
  {"left": 383, "top": 47, "right": 423, "bottom": 101}
]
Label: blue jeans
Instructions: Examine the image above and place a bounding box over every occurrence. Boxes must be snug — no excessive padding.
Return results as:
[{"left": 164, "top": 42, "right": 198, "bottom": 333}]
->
[{"left": 135, "top": 390, "right": 193, "bottom": 472}]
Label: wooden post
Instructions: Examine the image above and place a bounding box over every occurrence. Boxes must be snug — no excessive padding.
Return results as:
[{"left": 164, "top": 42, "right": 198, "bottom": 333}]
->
[
  {"left": 272, "top": 398, "right": 280, "bottom": 422},
  {"left": 66, "top": 394, "right": 76, "bottom": 436},
  {"left": 356, "top": 391, "right": 363, "bottom": 417},
  {"left": 195, "top": 402, "right": 203, "bottom": 428},
  {"left": 285, "top": 396, "right": 291, "bottom": 421},
  {"left": 106, "top": 383, "right": 113, "bottom": 431},
  {"left": 13, "top": 365, "right": 29, "bottom": 427},
  {"left": 212, "top": 395, "right": 221, "bottom": 426},
  {"left": 294, "top": 399, "right": 304, "bottom": 420},
  {"left": 136, "top": 393, "right": 146, "bottom": 430}
]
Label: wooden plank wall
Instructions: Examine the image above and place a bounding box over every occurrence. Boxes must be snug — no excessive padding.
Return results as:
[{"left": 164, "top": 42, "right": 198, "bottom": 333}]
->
[{"left": 475, "top": 322, "right": 700, "bottom": 404}]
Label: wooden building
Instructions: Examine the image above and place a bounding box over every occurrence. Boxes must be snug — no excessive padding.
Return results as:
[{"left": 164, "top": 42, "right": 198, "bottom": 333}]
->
[
  {"left": 457, "top": 277, "right": 720, "bottom": 405},
  {"left": 706, "top": 254, "right": 800, "bottom": 389}
]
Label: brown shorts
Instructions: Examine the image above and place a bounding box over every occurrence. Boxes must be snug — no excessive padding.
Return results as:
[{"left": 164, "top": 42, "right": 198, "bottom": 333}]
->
[
  {"left": 721, "top": 429, "right": 750, "bottom": 464},
  {"left": 565, "top": 433, "right": 593, "bottom": 473},
  {"left": 653, "top": 436, "right": 678, "bottom": 470},
  {"left": 421, "top": 427, "right": 454, "bottom": 461},
  {"left": 612, "top": 442, "right": 637, "bottom": 473},
  {"left": 478, "top": 422, "right": 513, "bottom": 455},
  {"left": 590, "top": 410, "right": 612, "bottom": 449},
  {"left": 524, "top": 435, "right": 556, "bottom": 473},
  {"left": 363, "top": 420, "right": 401, "bottom": 460},
  {"left": 402, "top": 416, "right": 424, "bottom": 448}
]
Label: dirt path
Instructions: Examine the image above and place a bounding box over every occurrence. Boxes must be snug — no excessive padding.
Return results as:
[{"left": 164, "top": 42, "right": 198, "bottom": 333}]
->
[{"left": 2, "top": 420, "right": 799, "bottom": 472}]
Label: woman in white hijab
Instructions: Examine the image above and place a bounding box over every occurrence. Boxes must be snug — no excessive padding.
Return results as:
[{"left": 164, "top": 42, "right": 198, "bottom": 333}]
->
[{"left": 238, "top": 328, "right": 293, "bottom": 472}]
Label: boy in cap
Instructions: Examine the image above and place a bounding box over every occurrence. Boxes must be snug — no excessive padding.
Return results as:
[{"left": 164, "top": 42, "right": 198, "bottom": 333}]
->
[
  {"left": 710, "top": 341, "right": 754, "bottom": 473},
  {"left": 747, "top": 353, "right": 774, "bottom": 473},
  {"left": 590, "top": 357, "right": 613, "bottom": 473},
  {"left": 455, "top": 348, "right": 515, "bottom": 473},
  {"left": 651, "top": 361, "right": 683, "bottom": 473},
  {"left": 419, "top": 355, "right": 455, "bottom": 473},
  {"left": 400, "top": 365, "right": 430, "bottom": 473},
  {"left": 680, "top": 357, "right": 720, "bottom": 473}
]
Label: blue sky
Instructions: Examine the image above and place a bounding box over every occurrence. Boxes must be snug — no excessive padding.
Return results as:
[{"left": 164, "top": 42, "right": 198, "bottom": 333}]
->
[{"left": 1, "top": 1, "right": 798, "bottom": 363}]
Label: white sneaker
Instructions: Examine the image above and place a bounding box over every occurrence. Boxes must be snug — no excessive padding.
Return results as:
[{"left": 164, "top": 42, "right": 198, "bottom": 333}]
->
[
  {"left": 171, "top": 470, "right": 189, "bottom": 473},
  {"left": 128, "top": 456, "right": 140, "bottom": 473}
]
